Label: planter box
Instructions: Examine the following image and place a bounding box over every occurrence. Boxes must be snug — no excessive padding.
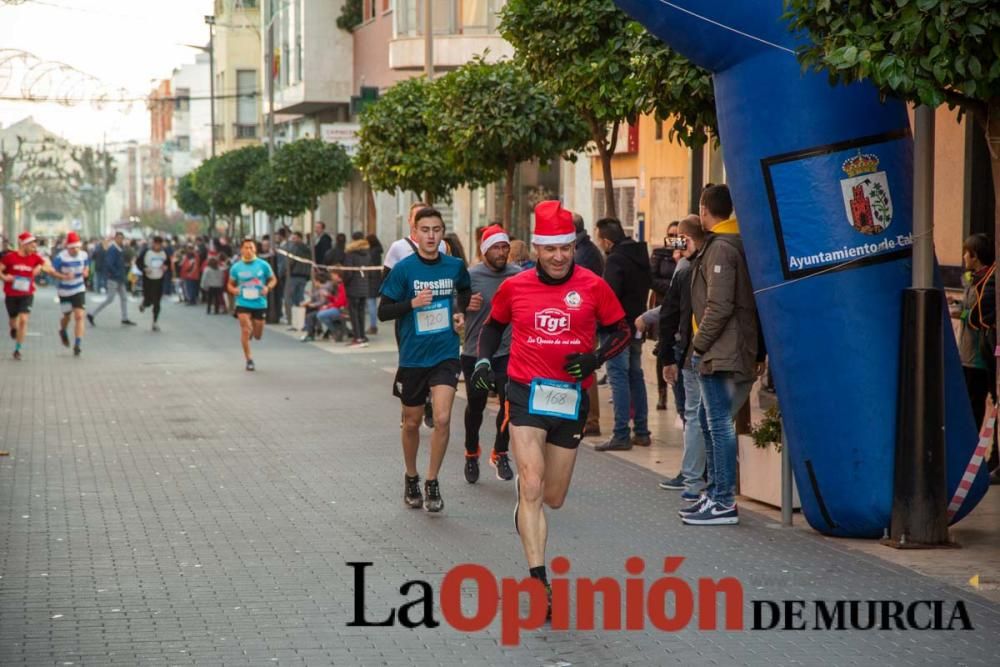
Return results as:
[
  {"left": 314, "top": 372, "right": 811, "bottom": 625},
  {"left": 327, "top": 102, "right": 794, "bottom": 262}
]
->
[{"left": 738, "top": 435, "right": 801, "bottom": 509}]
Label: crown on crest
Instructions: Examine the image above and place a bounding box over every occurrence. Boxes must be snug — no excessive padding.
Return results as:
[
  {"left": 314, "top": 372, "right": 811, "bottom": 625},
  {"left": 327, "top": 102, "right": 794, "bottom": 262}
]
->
[{"left": 842, "top": 152, "right": 880, "bottom": 178}]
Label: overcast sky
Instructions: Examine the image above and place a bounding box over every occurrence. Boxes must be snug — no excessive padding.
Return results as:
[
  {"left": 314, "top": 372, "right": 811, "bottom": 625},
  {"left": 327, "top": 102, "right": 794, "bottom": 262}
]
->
[{"left": 0, "top": 0, "right": 215, "bottom": 147}]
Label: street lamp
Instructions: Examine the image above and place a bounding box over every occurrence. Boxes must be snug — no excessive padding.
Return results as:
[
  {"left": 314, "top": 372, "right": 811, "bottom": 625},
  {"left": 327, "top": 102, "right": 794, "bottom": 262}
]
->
[
  {"left": 205, "top": 14, "right": 217, "bottom": 237},
  {"left": 204, "top": 15, "right": 216, "bottom": 159}
]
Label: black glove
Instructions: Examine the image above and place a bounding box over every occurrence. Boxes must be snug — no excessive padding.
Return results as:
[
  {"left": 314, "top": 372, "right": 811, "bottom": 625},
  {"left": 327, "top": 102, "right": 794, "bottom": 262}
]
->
[
  {"left": 563, "top": 352, "right": 599, "bottom": 381},
  {"left": 471, "top": 359, "right": 496, "bottom": 392}
]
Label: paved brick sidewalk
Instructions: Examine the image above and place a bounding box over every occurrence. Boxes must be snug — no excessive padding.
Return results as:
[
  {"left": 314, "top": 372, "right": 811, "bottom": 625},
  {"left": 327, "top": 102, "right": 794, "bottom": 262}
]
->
[{"left": 1, "top": 291, "right": 998, "bottom": 666}]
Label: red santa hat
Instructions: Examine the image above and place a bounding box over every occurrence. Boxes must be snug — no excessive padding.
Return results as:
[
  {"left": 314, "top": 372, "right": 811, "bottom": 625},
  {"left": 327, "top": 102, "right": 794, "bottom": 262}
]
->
[
  {"left": 479, "top": 225, "right": 510, "bottom": 255},
  {"left": 532, "top": 200, "right": 575, "bottom": 246},
  {"left": 18, "top": 231, "right": 36, "bottom": 246},
  {"left": 65, "top": 231, "right": 82, "bottom": 248}
]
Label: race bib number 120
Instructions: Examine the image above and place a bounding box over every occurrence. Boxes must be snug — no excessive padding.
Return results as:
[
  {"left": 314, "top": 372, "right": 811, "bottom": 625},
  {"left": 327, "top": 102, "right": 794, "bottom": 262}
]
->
[
  {"left": 414, "top": 301, "right": 451, "bottom": 336},
  {"left": 528, "top": 379, "right": 581, "bottom": 420}
]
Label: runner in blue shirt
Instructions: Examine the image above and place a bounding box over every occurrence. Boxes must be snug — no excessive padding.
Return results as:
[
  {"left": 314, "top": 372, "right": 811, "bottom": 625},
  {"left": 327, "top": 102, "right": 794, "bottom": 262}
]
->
[
  {"left": 378, "top": 207, "right": 471, "bottom": 513},
  {"left": 228, "top": 238, "right": 276, "bottom": 371}
]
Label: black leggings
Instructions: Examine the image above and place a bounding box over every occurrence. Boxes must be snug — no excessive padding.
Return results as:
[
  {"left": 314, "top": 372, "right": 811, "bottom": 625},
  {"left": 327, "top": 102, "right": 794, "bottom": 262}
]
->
[
  {"left": 461, "top": 354, "right": 509, "bottom": 455},
  {"left": 142, "top": 278, "right": 163, "bottom": 322}
]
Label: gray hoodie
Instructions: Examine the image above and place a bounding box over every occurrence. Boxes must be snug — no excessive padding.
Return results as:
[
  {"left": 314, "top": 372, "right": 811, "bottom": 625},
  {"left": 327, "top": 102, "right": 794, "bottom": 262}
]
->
[{"left": 462, "top": 261, "right": 521, "bottom": 358}]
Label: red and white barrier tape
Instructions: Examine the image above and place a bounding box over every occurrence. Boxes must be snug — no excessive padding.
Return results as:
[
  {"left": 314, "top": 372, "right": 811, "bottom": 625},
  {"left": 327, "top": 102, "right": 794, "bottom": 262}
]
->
[{"left": 947, "top": 399, "right": 997, "bottom": 519}]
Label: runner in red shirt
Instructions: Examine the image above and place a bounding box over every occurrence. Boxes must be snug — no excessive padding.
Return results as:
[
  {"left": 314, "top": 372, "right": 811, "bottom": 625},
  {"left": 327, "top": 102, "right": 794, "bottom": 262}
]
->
[
  {"left": 0, "top": 231, "right": 68, "bottom": 360},
  {"left": 471, "top": 201, "right": 630, "bottom": 613}
]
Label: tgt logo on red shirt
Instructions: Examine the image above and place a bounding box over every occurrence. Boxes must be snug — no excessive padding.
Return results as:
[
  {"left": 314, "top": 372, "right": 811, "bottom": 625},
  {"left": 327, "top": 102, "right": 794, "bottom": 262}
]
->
[{"left": 534, "top": 308, "right": 571, "bottom": 335}]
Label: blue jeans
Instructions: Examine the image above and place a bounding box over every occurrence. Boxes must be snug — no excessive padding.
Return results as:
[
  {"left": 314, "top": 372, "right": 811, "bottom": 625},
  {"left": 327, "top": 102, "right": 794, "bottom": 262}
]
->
[
  {"left": 367, "top": 297, "right": 377, "bottom": 329},
  {"left": 316, "top": 307, "right": 343, "bottom": 332},
  {"left": 681, "top": 367, "right": 706, "bottom": 494},
  {"left": 693, "top": 355, "right": 753, "bottom": 508},
  {"left": 605, "top": 340, "right": 650, "bottom": 441}
]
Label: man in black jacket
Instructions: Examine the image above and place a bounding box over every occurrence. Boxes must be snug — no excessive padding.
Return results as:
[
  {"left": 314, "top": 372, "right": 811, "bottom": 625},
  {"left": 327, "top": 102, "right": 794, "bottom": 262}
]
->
[
  {"left": 594, "top": 218, "right": 653, "bottom": 451},
  {"left": 573, "top": 213, "right": 604, "bottom": 276},
  {"left": 313, "top": 222, "right": 332, "bottom": 264}
]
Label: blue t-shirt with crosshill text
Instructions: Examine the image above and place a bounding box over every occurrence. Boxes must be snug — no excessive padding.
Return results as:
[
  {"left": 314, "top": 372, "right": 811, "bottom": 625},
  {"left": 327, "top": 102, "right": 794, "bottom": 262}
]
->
[
  {"left": 229, "top": 258, "right": 274, "bottom": 310},
  {"left": 380, "top": 253, "right": 470, "bottom": 368}
]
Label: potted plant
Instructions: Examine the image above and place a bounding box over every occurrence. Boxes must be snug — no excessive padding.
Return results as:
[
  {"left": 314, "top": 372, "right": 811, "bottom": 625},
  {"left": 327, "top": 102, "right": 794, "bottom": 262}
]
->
[{"left": 738, "top": 406, "right": 800, "bottom": 508}]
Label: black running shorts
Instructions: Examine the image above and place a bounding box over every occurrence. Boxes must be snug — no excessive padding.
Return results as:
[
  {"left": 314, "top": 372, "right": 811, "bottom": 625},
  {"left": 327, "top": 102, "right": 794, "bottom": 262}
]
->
[
  {"left": 235, "top": 306, "right": 267, "bottom": 321},
  {"left": 506, "top": 380, "right": 590, "bottom": 450},
  {"left": 5, "top": 295, "right": 33, "bottom": 318},
  {"left": 393, "top": 359, "right": 461, "bottom": 407},
  {"left": 59, "top": 292, "right": 86, "bottom": 313}
]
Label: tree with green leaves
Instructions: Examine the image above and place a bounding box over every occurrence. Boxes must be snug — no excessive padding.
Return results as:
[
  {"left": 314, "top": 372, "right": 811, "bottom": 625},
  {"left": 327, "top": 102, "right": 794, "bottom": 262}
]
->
[
  {"left": 269, "top": 138, "right": 353, "bottom": 221},
  {"left": 175, "top": 172, "right": 210, "bottom": 218},
  {"left": 499, "top": 0, "right": 716, "bottom": 217},
  {"left": 785, "top": 0, "right": 1000, "bottom": 387},
  {"left": 356, "top": 76, "right": 463, "bottom": 205},
  {"left": 430, "top": 57, "right": 590, "bottom": 227},
  {"left": 192, "top": 145, "right": 267, "bottom": 221},
  {"left": 0, "top": 136, "right": 25, "bottom": 241}
]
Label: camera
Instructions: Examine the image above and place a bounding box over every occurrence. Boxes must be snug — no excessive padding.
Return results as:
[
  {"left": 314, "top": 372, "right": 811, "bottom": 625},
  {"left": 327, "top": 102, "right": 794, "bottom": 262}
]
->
[{"left": 666, "top": 236, "right": 687, "bottom": 251}]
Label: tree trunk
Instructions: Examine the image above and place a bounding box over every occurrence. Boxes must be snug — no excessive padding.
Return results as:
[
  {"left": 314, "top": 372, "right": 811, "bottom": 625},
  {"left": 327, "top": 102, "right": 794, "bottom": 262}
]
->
[
  {"left": 988, "top": 99, "right": 1000, "bottom": 400},
  {"left": 365, "top": 182, "right": 377, "bottom": 236},
  {"left": 588, "top": 117, "right": 617, "bottom": 219},
  {"left": 503, "top": 159, "right": 516, "bottom": 228},
  {"left": 423, "top": 191, "right": 435, "bottom": 207}
]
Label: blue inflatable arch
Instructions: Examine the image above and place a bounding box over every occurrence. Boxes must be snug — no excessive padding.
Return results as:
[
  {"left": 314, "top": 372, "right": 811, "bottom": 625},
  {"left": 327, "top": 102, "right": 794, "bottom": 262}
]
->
[{"left": 615, "top": 0, "right": 988, "bottom": 537}]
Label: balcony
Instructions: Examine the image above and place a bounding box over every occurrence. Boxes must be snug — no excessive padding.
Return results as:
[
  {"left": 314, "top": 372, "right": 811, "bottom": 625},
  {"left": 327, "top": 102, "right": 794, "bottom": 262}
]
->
[{"left": 390, "top": 0, "right": 513, "bottom": 71}]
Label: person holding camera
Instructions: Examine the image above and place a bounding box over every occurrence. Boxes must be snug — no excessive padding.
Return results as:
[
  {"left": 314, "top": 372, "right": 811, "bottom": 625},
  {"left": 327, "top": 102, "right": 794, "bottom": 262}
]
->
[{"left": 650, "top": 220, "right": 683, "bottom": 411}]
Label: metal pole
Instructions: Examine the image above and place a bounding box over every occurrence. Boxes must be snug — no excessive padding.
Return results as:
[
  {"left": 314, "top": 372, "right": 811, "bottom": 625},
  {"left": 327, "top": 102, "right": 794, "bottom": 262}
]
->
[
  {"left": 913, "top": 106, "right": 934, "bottom": 289},
  {"left": 886, "top": 104, "right": 949, "bottom": 548},
  {"left": 424, "top": 0, "right": 433, "bottom": 80},
  {"left": 265, "top": 0, "right": 276, "bottom": 238},
  {"left": 780, "top": 417, "right": 792, "bottom": 527},
  {"left": 205, "top": 15, "right": 217, "bottom": 236}
]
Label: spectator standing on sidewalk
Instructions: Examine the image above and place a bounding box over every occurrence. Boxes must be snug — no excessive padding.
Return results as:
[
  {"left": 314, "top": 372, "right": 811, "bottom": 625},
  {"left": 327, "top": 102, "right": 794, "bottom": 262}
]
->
[
  {"left": 650, "top": 220, "right": 681, "bottom": 411},
  {"left": 594, "top": 217, "right": 652, "bottom": 451},
  {"left": 366, "top": 234, "right": 383, "bottom": 335},
  {"left": 655, "top": 215, "right": 708, "bottom": 500},
  {"left": 573, "top": 212, "right": 606, "bottom": 437},
  {"left": 200, "top": 257, "right": 227, "bottom": 314},
  {"left": 87, "top": 232, "right": 136, "bottom": 327},
  {"left": 284, "top": 232, "right": 312, "bottom": 330},
  {"left": 313, "top": 222, "right": 333, "bottom": 264},
  {"left": 324, "top": 233, "right": 347, "bottom": 267},
  {"left": 178, "top": 247, "right": 202, "bottom": 306},
  {"left": 681, "top": 184, "right": 763, "bottom": 526},
  {"left": 343, "top": 231, "right": 372, "bottom": 347},
  {"left": 955, "top": 233, "right": 998, "bottom": 478}
]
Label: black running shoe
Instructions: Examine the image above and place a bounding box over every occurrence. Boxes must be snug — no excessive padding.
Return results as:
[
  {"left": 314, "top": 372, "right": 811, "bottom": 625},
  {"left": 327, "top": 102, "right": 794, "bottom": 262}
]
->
[
  {"left": 245, "top": 359, "right": 255, "bottom": 372},
  {"left": 12, "top": 349, "right": 21, "bottom": 361},
  {"left": 423, "top": 399, "right": 434, "bottom": 429},
  {"left": 404, "top": 474, "right": 423, "bottom": 509},
  {"left": 138, "top": 303, "right": 146, "bottom": 314},
  {"left": 73, "top": 345, "right": 81, "bottom": 357},
  {"left": 424, "top": 479, "right": 443, "bottom": 513},
  {"left": 58, "top": 329, "right": 69, "bottom": 348},
  {"left": 121, "top": 319, "right": 137, "bottom": 326},
  {"left": 86, "top": 314, "right": 95, "bottom": 326},
  {"left": 491, "top": 452, "right": 514, "bottom": 481},
  {"left": 464, "top": 454, "right": 480, "bottom": 484}
]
